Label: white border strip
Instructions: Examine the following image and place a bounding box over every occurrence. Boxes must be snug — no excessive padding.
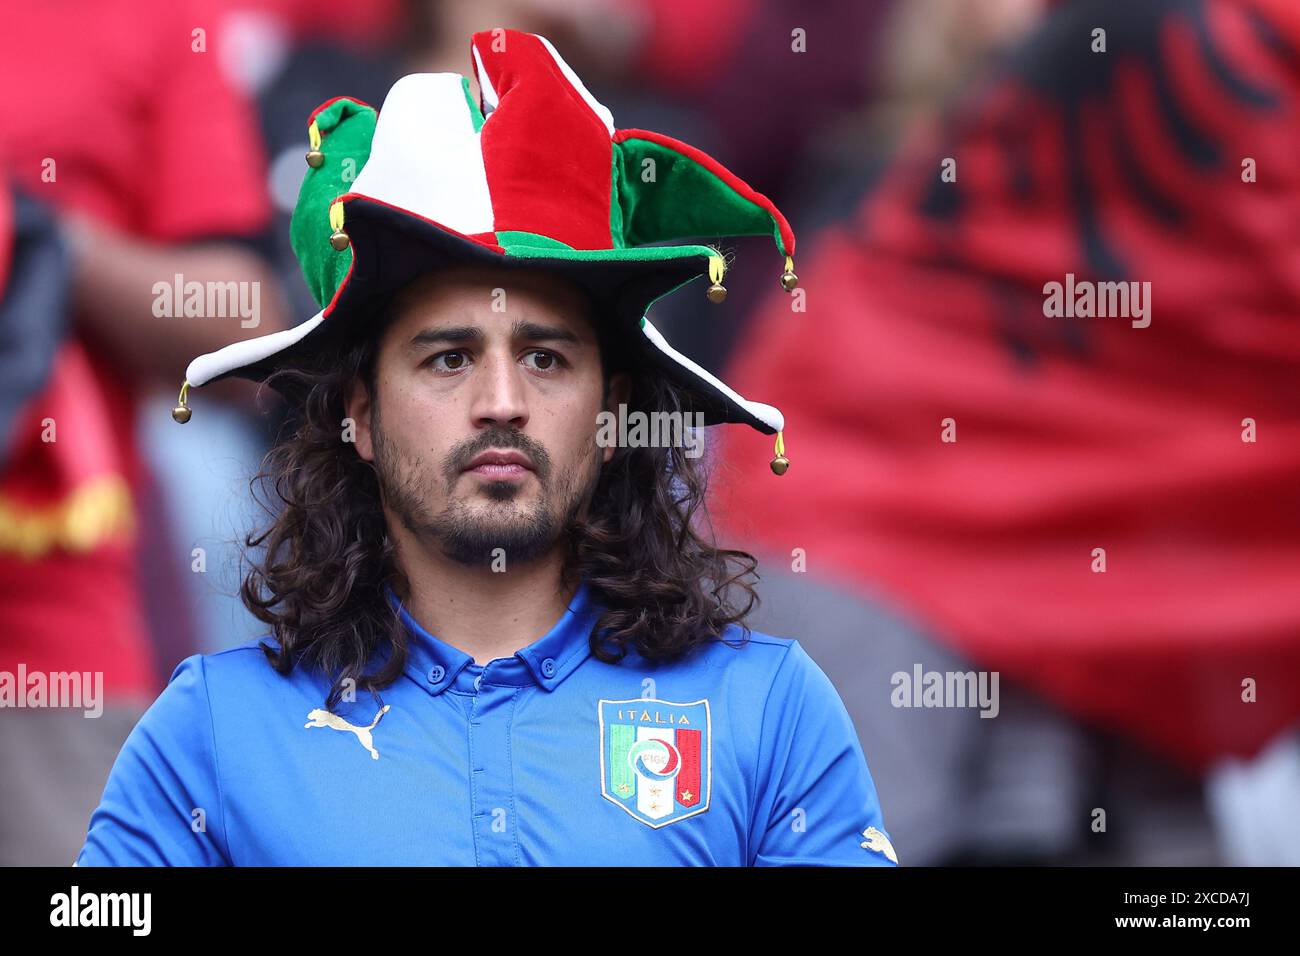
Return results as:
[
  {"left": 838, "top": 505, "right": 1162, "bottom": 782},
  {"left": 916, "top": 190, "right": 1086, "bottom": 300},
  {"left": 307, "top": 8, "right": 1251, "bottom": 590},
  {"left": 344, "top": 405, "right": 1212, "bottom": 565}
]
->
[
  {"left": 185, "top": 310, "right": 326, "bottom": 386},
  {"left": 640, "top": 316, "right": 783, "bottom": 432},
  {"left": 471, "top": 43, "right": 499, "bottom": 115},
  {"left": 533, "top": 34, "right": 615, "bottom": 135}
]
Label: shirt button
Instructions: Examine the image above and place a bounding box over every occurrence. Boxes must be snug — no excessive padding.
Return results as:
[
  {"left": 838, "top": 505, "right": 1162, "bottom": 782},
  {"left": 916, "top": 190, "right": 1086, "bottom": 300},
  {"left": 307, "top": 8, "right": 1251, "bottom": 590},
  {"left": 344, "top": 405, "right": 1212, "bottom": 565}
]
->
[
  {"left": 428, "top": 665, "right": 445, "bottom": 685},
  {"left": 541, "top": 657, "right": 557, "bottom": 679},
  {"left": 473, "top": 674, "right": 483, "bottom": 691}
]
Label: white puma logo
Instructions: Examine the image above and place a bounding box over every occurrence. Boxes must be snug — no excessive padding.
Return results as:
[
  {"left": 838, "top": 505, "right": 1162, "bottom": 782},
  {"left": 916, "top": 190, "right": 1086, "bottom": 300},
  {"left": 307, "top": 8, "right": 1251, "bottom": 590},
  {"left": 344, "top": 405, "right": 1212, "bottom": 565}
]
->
[
  {"left": 860, "top": 826, "right": 898, "bottom": 864},
  {"left": 304, "top": 704, "right": 391, "bottom": 760}
]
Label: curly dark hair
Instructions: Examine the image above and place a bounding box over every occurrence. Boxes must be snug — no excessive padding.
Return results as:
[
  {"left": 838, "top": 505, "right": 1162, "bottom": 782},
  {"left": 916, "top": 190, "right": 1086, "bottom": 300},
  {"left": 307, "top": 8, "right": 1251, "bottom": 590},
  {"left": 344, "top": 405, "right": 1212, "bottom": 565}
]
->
[{"left": 240, "top": 295, "right": 763, "bottom": 709}]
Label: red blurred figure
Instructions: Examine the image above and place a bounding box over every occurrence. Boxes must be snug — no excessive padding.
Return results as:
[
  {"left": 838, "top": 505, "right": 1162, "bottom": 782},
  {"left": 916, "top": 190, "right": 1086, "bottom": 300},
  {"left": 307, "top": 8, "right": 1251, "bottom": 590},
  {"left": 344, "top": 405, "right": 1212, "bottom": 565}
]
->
[
  {"left": 713, "top": 0, "right": 1300, "bottom": 862},
  {"left": 0, "top": 0, "right": 286, "bottom": 865}
]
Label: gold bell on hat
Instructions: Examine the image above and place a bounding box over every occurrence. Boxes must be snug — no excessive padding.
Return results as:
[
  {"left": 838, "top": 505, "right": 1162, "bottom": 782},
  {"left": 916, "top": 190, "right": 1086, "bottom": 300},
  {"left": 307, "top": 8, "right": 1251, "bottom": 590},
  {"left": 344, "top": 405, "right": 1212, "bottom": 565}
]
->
[
  {"left": 328, "top": 200, "right": 349, "bottom": 250},
  {"left": 706, "top": 254, "right": 727, "bottom": 303},
  {"left": 305, "top": 119, "right": 324, "bottom": 168},
  {"left": 780, "top": 255, "right": 798, "bottom": 292},
  {"left": 770, "top": 430, "right": 789, "bottom": 475},
  {"left": 172, "top": 381, "right": 192, "bottom": 423}
]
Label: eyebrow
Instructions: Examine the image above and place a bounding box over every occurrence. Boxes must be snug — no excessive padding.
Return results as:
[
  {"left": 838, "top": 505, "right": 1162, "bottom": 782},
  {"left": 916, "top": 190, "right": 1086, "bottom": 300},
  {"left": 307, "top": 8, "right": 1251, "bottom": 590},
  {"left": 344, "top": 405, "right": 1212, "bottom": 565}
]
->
[{"left": 407, "top": 320, "right": 584, "bottom": 351}]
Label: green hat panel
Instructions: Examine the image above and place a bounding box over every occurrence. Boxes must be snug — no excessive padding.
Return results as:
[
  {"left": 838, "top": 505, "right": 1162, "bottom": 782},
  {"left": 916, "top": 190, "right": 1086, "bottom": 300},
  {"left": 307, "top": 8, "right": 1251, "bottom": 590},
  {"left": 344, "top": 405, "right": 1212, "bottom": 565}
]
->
[
  {"left": 612, "top": 130, "right": 795, "bottom": 257},
  {"left": 290, "top": 97, "right": 378, "bottom": 308}
]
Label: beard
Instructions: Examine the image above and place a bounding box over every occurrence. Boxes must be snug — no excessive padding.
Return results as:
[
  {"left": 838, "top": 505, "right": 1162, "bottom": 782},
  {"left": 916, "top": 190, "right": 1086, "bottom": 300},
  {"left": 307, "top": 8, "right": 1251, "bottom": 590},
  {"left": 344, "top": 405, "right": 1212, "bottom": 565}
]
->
[{"left": 371, "top": 410, "right": 601, "bottom": 567}]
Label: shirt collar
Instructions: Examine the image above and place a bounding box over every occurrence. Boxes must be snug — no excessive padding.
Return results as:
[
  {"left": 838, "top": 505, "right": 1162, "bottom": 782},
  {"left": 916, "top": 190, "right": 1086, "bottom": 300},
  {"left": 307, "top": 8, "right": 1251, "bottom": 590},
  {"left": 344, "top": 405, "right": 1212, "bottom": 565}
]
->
[{"left": 385, "top": 579, "right": 601, "bottom": 696}]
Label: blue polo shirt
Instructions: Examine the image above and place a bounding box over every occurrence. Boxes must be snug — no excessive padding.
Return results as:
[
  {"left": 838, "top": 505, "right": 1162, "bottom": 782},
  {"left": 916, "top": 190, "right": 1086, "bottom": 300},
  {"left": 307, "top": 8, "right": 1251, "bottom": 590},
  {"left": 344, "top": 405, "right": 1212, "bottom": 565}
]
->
[{"left": 75, "top": 579, "right": 897, "bottom": 866}]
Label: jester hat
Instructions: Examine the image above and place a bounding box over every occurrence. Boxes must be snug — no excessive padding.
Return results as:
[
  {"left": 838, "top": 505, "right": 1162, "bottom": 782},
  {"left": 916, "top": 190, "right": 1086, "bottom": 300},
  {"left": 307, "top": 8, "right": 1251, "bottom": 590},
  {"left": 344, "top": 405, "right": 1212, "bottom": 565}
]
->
[{"left": 175, "top": 29, "right": 798, "bottom": 474}]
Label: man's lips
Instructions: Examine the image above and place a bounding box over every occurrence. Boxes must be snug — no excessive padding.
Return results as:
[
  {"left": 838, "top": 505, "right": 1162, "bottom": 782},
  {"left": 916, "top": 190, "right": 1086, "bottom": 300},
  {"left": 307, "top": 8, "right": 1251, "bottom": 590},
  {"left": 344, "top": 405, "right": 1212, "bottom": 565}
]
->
[{"left": 463, "top": 449, "right": 535, "bottom": 478}]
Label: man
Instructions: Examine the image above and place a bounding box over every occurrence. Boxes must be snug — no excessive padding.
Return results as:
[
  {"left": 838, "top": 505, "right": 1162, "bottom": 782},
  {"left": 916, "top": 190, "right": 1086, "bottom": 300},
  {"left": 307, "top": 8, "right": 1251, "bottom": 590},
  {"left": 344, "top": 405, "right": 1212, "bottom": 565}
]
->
[{"left": 75, "top": 29, "right": 897, "bottom": 866}]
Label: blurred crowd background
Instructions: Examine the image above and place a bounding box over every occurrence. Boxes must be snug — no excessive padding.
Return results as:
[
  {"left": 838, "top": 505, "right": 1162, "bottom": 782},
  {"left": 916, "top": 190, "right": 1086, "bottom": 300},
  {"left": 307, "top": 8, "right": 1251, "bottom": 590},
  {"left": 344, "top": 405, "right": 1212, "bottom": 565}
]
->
[{"left": 2, "top": 0, "right": 1298, "bottom": 866}]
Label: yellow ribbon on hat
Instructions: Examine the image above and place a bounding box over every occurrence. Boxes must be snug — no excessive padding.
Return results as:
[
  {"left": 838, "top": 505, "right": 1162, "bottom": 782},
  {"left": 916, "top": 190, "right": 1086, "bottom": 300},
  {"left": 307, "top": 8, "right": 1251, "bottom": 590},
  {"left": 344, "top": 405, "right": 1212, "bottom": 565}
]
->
[
  {"left": 771, "top": 430, "right": 789, "bottom": 475},
  {"left": 706, "top": 254, "right": 727, "bottom": 303},
  {"left": 306, "top": 119, "right": 324, "bottom": 167},
  {"left": 329, "top": 200, "right": 349, "bottom": 250},
  {"left": 781, "top": 255, "right": 798, "bottom": 291}
]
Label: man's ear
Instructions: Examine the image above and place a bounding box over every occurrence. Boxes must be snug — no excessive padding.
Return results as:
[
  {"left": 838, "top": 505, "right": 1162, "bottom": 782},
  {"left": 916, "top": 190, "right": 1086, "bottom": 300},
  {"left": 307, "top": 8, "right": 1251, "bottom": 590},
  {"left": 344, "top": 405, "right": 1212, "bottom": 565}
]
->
[
  {"left": 345, "top": 374, "right": 375, "bottom": 462},
  {"left": 604, "top": 370, "right": 632, "bottom": 415},
  {"left": 602, "top": 371, "right": 632, "bottom": 465}
]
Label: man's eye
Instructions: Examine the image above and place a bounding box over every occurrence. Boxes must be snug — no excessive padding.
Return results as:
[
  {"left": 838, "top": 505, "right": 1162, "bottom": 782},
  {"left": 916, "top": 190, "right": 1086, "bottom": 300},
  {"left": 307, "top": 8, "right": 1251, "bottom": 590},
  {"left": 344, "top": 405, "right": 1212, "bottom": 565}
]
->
[
  {"left": 430, "top": 351, "right": 469, "bottom": 372},
  {"left": 524, "top": 350, "right": 563, "bottom": 372}
]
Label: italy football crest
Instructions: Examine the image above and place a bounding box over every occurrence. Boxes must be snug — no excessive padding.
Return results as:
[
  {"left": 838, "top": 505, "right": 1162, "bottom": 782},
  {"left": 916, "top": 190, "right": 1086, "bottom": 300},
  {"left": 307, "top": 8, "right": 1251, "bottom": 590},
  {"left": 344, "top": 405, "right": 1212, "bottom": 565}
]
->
[{"left": 599, "top": 698, "right": 711, "bottom": 828}]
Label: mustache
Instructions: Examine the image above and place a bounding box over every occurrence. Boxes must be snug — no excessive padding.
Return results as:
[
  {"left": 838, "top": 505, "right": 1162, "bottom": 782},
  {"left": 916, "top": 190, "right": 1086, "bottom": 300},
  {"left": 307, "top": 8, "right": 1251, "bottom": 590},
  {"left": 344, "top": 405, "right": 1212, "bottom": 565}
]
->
[{"left": 445, "top": 428, "right": 551, "bottom": 482}]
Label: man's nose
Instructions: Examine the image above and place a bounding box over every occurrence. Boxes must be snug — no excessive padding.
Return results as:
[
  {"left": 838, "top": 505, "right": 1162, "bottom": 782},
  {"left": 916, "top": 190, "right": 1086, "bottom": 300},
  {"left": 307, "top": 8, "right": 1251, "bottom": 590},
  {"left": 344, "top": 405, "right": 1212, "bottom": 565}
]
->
[{"left": 470, "top": 350, "right": 529, "bottom": 428}]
